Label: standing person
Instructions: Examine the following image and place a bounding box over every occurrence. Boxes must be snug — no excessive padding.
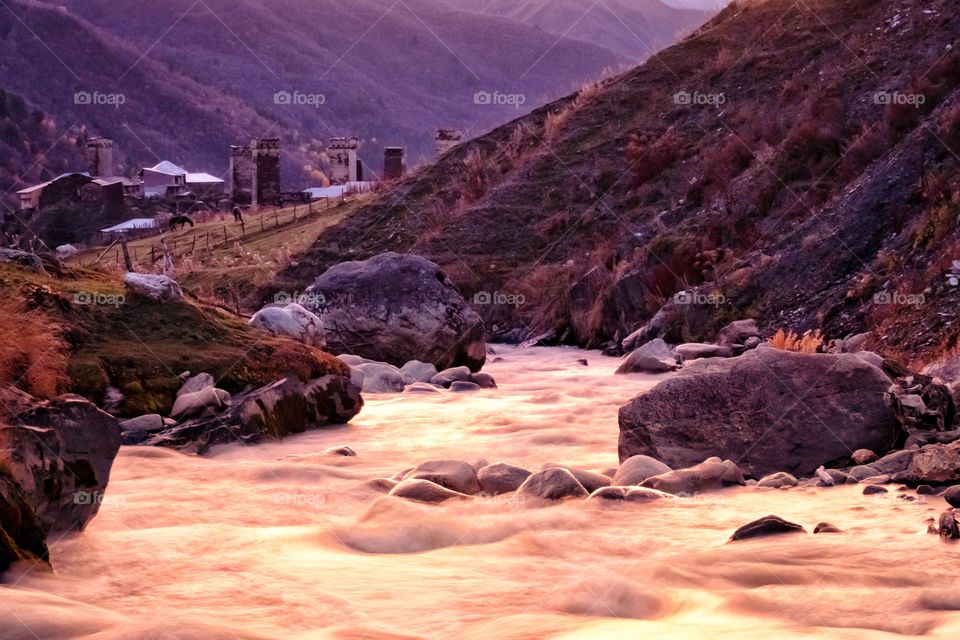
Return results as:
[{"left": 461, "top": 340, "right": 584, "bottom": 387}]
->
[{"left": 232, "top": 205, "right": 243, "bottom": 223}]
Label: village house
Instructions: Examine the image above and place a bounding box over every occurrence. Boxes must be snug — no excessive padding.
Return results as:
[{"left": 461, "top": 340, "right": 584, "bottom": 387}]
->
[
  {"left": 17, "top": 173, "right": 94, "bottom": 211},
  {"left": 185, "top": 172, "right": 225, "bottom": 199},
  {"left": 140, "top": 161, "right": 188, "bottom": 198}
]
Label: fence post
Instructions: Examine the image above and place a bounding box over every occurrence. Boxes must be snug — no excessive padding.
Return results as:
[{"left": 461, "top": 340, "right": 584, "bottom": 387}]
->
[{"left": 120, "top": 239, "right": 134, "bottom": 272}]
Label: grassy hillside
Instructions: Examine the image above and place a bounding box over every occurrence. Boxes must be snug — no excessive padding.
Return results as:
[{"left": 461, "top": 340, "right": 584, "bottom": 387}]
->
[
  {"left": 273, "top": 0, "right": 960, "bottom": 366},
  {"left": 0, "top": 259, "right": 350, "bottom": 417}
]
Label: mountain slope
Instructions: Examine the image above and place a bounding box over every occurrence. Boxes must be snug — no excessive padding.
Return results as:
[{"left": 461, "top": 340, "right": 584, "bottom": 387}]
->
[
  {"left": 274, "top": 0, "right": 960, "bottom": 365},
  {"left": 4, "top": 0, "right": 628, "bottom": 188},
  {"left": 445, "top": 0, "right": 716, "bottom": 60}
]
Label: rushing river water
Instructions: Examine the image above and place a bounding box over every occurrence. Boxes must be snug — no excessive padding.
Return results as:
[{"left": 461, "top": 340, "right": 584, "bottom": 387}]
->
[{"left": 2, "top": 346, "right": 959, "bottom": 639}]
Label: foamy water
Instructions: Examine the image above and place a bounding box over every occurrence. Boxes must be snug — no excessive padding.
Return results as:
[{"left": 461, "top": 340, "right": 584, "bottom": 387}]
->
[{"left": 2, "top": 347, "right": 959, "bottom": 639}]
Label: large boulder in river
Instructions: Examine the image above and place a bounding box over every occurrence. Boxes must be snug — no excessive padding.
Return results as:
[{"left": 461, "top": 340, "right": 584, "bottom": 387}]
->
[
  {"left": 618, "top": 349, "right": 900, "bottom": 477},
  {"left": 300, "top": 253, "right": 485, "bottom": 371},
  {"left": 0, "top": 395, "right": 121, "bottom": 533},
  {"left": 354, "top": 362, "right": 406, "bottom": 393},
  {"left": 517, "top": 468, "right": 588, "bottom": 501},
  {"left": 250, "top": 303, "right": 326, "bottom": 348},
  {"left": 404, "top": 460, "right": 480, "bottom": 495},
  {"left": 615, "top": 338, "right": 682, "bottom": 374},
  {"left": 640, "top": 459, "right": 745, "bottom": 495}
]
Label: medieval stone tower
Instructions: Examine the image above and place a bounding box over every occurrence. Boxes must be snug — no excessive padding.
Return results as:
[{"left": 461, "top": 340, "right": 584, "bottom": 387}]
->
[
  {"left": 383, "top": 147, "right": 405, "bottom": 180},
  {"left": 230, "top": 138, "right": 281, "bottom": 207},
  {"left": 86, "top": 137, "right": 114, "bottom": 177},
  {"left": 252, "top": 138, "right": 281, "bottom": 207},
  {"left": 328, "top": 137, "right": 359, "bottom": 184},
  {"left": 230, "top": 145, "right": 254, "bottom": 205}
]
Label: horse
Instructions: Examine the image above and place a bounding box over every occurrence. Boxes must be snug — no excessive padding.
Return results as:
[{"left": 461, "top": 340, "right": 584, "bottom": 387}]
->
[{"left": 169, "top": 215, "right": 194, "bottom": 232}]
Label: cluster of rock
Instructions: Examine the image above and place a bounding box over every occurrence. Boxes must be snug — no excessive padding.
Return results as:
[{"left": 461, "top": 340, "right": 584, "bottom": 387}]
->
[
  {"left": 336, "top": 355, "right": 497, "bottom": 395},
  {"left": 368, "top": 454, "right": 750, "bottom": 506},
  {"left": 121, "top": 369, "right": 362, "bottom": 453},
  {"left": 614, "top": 319, "right": 763, "bottom": 375},
  {"left": 1, "top": 395, "right": 122, "bottom": 573}
]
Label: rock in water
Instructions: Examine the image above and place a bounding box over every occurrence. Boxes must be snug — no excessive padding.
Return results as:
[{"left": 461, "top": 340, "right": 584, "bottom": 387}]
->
[
  {"left": 640, "top": 459, "right": 744, "bottom": 495},
  {"left": 0, "top": 395, "right": 122, "bottom": 533},
  {"left": 431, "top": 367, "right": 472, "bottom": 388},
  {"left": 729, "top": 515, "right": 806, "bottom": 541},
  {"left": 757, "top": 472, "right": 798, "bottom": 488},
  {"left": 477, "top": 463, "right": 531, "bottom": 495},
  {"left": 354, "top": 362, "right": 405, "bottom": 393},
  {"left": 404, "top": 460, "right": 481, "bottom": 495},
  {"left": 300, "top": 253, "right": 485, "bottom": 371},
  {"left": 863, "top": 485, "right": 888, "bottom": 495},
  {"left": 851, "top": 449, "right": 878, "bottom": 465},
  {"left": 814, "top": 522, "right": 844, "bottom": 534},
  {"left": 250, "top": 303, "right": 326, "bottom": 348},
  {"left": 123, "top": 273, "right": 183, "bottom": 302},
  {"left": 388, "top": 479, "right": 470, "bottom": 504},
  {"left": 399, "top": 360, "right": 439, "bottom": 384},
  {"left": 612, "top": 455, "right": 673, "bottom": 486},
  {"left": 542, "top": 465, "right": 610, "bottom": 492},
  {"left": 939, "top": 511, "right": 960, "bottom": 540},
  {"left": 944, "top": 486, "right": 960, "bottom": 508},
  {"left": 517, "top": 468, "right": 589, "bottom": 501},
  {"left": 615, "top": 338, "right": 682, "bottom": 374},
  {"left": 618, "top": 349, "right": 899, "bottom": 477},
  {"left": 587, "top": 486, "right": 673, "bottom": 502}
]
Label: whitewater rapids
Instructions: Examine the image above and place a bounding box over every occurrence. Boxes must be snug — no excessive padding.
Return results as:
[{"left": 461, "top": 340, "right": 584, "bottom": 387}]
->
[{"left": 1, "top": 346, "right": 959, "bottom": 639}]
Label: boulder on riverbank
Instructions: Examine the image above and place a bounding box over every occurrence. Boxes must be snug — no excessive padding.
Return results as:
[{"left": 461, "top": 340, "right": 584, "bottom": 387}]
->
[
  {"left": 145, "top": 374, "right": 362, "bottom": 453},
  {"left": 0, "top": 395, "right": 122, "bottom": 533},
  {"left": 619, "top": 349, "right": 900, "bottom": 477},
  {"left": 299, "top": 253, "right": 486, "bottom": 371}
]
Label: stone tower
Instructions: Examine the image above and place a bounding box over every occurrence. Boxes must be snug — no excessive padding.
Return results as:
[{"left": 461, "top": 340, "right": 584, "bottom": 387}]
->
[
  {"left": 231, "top": 138, "right": 280, "bottom": 207},
  {"left": 86, "top": 137, "right": 113, "bottom": 177},
  {"left": 252, "top": 138, "right": 281, "bottom": 207},
  {"left": 328, "top": 137, "right": 359, "bottom": 184},
  {"left": 383, "top": 147, "right": 405, "bottom": 180},
  {"left": 435, "top": 128, "right": 463, "bottom": 157},
  {"left": 230, "top": 145, "right": 254, "bottom": 205}
]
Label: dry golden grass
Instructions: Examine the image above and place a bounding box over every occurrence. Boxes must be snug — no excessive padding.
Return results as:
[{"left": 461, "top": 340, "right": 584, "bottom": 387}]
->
[
  {"left": 0, "top": 298, "right": 68, "bottom": 398},
  {"left": 767, "top": 328, "right": 823, "bottom": 353}
]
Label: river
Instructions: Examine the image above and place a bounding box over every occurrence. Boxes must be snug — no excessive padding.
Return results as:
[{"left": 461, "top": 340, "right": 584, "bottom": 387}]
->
[{"left": 1, "top": 346, "right": 958, "bottom": 639}]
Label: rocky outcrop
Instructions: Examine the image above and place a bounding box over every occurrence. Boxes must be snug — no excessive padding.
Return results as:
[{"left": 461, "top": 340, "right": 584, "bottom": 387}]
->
[
  {"left": 885, "top": 373, "right": 956, "bottom": 438},
  {"left": 674, "top": 343, "right": 733, "bottom": 361},
  {"left": 250, "top": 303, "right": 326, "bottom": 348},
  {"left": 615, "top": 338, "right": 682, "bottom": 374},
  {"left": 170, "top": 387, "right": 230, "bottom": 419},
  {"left": 619, "top": 349, "right": 900, "bottom": 477},
  {"left": 145, "top": 374, "right": 362, "bottom": 453},
  {"left": 0, "top": 395, "right": 122, "bottom": 533},
  {"left": 906, "top": 441, "right": 960, "bottom": 483},
  {"left": 300, "top": 253, "right": 485, "bottom": 371},
  {"left": 716, "top": 319, "right": 761, "bottom": 349},
  {"left": 123, "top": 273, "right": 183, "bottom": 302}
]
